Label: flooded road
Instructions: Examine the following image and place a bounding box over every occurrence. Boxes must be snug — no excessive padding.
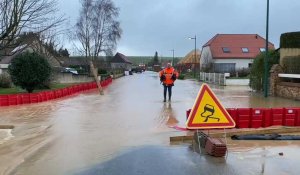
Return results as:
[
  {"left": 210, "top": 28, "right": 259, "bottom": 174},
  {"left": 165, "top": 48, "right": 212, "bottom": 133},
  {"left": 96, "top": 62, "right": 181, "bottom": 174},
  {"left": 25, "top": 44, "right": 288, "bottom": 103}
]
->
[{"left": 1, "top": 71, "right": 300, "bottom": 175}]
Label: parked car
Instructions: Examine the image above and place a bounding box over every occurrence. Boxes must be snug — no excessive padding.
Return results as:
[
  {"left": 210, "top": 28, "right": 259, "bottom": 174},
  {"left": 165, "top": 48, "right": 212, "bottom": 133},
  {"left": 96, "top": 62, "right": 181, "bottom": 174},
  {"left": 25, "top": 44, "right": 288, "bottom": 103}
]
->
[
  {"left": 62, "top": 67, "right": 78, "bottom": 75},
  {"left": 131, "top": 67, "right": 143, "bottom": 73}
]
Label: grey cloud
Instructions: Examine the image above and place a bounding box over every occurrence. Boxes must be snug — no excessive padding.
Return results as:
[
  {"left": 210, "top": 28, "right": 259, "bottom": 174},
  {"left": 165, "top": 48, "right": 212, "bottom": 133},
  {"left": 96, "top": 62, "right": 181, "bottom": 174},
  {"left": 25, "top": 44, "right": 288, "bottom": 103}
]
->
[{"left": 60, "top": 0, "right": 300, "bottom": 56}]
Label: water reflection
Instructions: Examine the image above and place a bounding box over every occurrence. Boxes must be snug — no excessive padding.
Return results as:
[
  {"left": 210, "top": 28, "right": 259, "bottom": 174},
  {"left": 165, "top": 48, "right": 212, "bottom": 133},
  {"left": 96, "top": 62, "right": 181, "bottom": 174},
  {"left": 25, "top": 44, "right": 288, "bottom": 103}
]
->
[{"left": 156, "top": 102, "right": 179, "bottom": 128}]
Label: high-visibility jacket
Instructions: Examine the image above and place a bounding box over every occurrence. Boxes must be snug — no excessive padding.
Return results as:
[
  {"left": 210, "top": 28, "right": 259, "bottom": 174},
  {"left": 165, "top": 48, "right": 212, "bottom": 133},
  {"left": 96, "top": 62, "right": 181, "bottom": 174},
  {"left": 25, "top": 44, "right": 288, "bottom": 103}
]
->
[{"left": 159, "top": 67, "right": 179, "bottom": 86}]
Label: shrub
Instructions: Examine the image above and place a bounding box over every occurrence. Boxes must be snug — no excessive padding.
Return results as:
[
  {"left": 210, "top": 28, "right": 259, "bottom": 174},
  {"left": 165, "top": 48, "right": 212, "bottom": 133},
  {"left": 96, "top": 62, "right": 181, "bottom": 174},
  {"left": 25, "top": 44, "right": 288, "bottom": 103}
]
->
[
  {"left": 8, "top": 52, "right": 51, "bottom": 93},
  {"left": 0, "top": 72, "right": 12, "bottom": 88},
  {"left": 98, "top": 69, "right": 107, "bottom": 74},
  {"left": 249, "top": 50, "right": 279, "bottom": 91},
  {"left": 178, "top": 74, "right": 185, "bottom": 80},
  {"left": 282, "top": 56, "right": 300, "bottom": 74},
  {"left": 236, "top": 68, "right": 250, "bottom": 77}
]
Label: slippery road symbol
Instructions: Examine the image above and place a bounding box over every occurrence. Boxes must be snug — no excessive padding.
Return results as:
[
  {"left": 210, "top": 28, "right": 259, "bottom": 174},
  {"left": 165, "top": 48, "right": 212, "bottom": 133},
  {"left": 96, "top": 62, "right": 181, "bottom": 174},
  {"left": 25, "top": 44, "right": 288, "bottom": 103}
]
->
[{"left": 200, "top": 104, "right": 220, "bottom": 122}]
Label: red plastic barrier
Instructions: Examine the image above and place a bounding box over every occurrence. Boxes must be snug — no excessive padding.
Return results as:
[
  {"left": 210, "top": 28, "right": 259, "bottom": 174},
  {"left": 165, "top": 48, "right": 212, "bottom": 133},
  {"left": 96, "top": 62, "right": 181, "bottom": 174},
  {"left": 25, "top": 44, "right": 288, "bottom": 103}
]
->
[
  {"left": 8, "top": 94, "right": 18, "bottom": 106},
  {"left": 74, "top": 85, "right": 78, "bottom": 92},
  {"left": 263, "top": 109, "right": 272, "bottom": 127},
  {"left": 84, "top": 83, "right": 89, "bottom": 90},
  {"left": 0, "top": 95, "right": 9, "bottom": 106},
  {"left": 50, "top": 91, "right": 56, "bottom": 99},
  {"left": 62, "top": 88, "right": 68, "bottom": 97},
  {"left": 236, "top": 108, "right": 251, "bottom": 128},
  {"left": 40, "top": 92, "right": 47, "bottom": 102},
  {"left": 30, "top": 93, "right": 39, "bottom": 103},
  {"left": 55, "top": 89, "right": 63, "bottom": 98},
  {"left": 284, "top": 108, "right": 296, "bottom": 126},
  {"left": 93, "top": 82, "right": 97, "bottom": 88},
  {"left": 294, "top": 108, "right": 300, "bottom": 126},
  {"left": 271, "top": 108, "right": 284, "bottom": 126},
  {"left": 251, "top": 108, "right": 264, "bottom": 128},
  {"left": 66, "top": 87, "right": 73, "bottom": 95},
  {"left": 226, "top": 108, "right": 237, "bottom": 123},
  {"left": 21, "top": 94, "right": 30, "bottom": 104},
  {"left": 0, "top": 81, "right": 113, "bottom": 107}
]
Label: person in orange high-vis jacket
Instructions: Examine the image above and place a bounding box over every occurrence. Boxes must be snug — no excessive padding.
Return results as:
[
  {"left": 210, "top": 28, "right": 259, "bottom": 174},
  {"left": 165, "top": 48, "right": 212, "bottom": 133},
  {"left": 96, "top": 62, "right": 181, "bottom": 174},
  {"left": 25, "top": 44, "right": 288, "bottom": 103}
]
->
[{"left": 159, "top": 63, "right": 179, "bottom": 102}]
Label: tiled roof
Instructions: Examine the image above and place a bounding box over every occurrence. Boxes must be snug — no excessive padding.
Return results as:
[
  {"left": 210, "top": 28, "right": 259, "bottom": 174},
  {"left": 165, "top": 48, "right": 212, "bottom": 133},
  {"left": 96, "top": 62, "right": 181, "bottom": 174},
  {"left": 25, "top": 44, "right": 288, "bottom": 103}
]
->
[
  {"left": 111, "top": 52, "right": 132, "bottom": 64},
  {"left": 178, "top": 49, "right": 201, "bottom": 64},
  {"left": 203, "top": 34, "right": 275, "bottom": 59}
]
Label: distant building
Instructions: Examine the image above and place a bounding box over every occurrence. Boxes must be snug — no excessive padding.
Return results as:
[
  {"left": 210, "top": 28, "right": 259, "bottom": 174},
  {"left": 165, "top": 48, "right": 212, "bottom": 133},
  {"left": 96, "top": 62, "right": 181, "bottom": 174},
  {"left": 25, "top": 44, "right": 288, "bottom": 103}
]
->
[
  {"left": 111, "top": 52, "right": 132, "bottom": 70},
  {"left": 200, "top": 34, "right": 275, "bottom": 73},
  {"left": 177, "top": 49, "right": 201, "bottom": 73},
  {"left": 0, "top": 37, "right": 61, "bottom": 74}
]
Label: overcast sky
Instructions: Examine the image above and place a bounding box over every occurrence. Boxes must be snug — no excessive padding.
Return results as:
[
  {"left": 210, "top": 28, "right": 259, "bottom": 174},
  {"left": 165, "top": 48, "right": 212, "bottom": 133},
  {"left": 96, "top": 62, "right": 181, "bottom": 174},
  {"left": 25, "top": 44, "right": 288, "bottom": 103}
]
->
[{"left": 59, "top": 0, "right": 300, "bottom": 57}]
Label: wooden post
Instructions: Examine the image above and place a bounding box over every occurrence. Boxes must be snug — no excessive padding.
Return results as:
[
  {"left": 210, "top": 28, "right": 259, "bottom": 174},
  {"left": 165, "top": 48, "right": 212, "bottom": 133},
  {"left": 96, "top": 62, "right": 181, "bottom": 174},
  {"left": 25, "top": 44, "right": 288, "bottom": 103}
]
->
[{"left": 89, "top": 61, "right": 104, "bottom": 95}]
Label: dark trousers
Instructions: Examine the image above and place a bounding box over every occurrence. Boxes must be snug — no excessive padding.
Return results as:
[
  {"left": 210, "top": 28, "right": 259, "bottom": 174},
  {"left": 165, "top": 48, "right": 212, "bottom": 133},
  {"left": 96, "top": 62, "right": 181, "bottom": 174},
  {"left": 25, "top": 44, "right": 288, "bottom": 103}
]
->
[{"left": 163, "top": 85, "right": 172, "bottom": 100}]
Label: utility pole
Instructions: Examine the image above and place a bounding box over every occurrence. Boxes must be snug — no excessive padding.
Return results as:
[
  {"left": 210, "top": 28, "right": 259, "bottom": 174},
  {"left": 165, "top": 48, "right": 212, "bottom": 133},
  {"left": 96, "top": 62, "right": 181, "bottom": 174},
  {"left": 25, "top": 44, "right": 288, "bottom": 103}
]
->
[
  {"left": 264, "top": 0, "right": 270, "bottom": 97},
  {"left": 189, "top": 35, "right": 197, "bottom": 78},
  {"left": 170, "top": 49, "right": 175, "bottom": 66}
]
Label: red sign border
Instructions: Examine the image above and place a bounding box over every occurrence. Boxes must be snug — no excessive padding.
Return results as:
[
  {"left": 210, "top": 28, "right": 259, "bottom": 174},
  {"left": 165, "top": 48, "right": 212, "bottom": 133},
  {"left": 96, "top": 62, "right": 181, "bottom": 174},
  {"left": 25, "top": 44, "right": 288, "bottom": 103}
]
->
[{"left": 186, "top": 84, "right": 236, "bottom": 129}]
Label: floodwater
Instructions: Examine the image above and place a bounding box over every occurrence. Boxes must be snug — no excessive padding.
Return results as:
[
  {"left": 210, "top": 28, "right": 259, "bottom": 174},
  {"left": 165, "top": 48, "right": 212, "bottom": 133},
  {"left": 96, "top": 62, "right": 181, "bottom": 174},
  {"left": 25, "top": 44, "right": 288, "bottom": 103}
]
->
[{"left": 1, "top": 71, "right": 300, "bottom": 175}]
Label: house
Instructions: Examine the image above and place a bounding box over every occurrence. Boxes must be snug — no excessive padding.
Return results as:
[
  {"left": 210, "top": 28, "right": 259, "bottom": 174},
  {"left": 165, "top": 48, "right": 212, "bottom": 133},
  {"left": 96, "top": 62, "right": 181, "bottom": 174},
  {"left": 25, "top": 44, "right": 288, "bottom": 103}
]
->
[
  {"left": 177, "top": 49, "right": 201, "bottom": 73},
  {"left": 0, "top": 37, "right": 61, "bottom": 74},
  {"left": 200, "top": 34, "right": 275, "bottom": 73},
  {"left": 110, "top": 52, "right": 132, "bottom": 70}
]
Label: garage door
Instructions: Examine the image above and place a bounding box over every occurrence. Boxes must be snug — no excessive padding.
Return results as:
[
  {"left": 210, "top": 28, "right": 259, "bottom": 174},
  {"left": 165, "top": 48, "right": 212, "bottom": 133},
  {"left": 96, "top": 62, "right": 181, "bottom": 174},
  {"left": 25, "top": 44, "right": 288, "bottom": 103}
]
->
[{"left": 213, "top": 63, "right": 235, "bottom": 73}]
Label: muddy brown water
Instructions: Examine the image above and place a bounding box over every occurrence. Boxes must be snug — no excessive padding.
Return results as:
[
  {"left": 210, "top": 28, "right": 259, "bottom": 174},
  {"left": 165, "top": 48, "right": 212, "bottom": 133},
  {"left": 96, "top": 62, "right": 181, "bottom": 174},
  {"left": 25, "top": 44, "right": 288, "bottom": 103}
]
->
[{"left": 1, "top": 71, "right": 300, "bottom": 175}]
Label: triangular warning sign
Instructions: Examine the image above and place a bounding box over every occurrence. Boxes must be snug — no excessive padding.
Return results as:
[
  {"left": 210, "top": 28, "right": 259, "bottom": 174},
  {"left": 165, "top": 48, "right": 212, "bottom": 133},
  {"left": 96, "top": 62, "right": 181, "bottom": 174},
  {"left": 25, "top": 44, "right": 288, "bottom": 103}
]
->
[{"left": 186, "top": 83, "right": 235, "bottom": 129}]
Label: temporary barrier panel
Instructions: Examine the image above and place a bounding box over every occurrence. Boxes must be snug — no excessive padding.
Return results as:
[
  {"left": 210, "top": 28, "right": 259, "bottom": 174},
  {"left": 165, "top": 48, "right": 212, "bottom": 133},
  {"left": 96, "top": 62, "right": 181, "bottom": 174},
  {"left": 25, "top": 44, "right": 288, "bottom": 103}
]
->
[
  {"left": 84, "top": 84, "right": 89, "bottom": 90},
  {"left": 284, "top": 108, "right": 296, "bottom": 126},
  {"left": 271, "top": 108, "right": 284, "bottom": 126},
  {"left": 62, "top": 88, "right": 68, "bottom": 96},
  {"left": 236, "top": 108, "right": 251, "bottom": 128},
  {"left": 252, "top": 108, "right": 264, "bottom": 120},
  {"left": 40, "top": 92, "right": 47, "bottom": 102},
  {"left": 251, "top": 120, "right": 263, "bottom": 128},
  {"left": 237, "top": 120, "right": 250, "bottom": 128},
  {"left": 251, "top": 108, "right": 264, "bottom": 128},
  {"left": 30, "top": 93, "right": 39, "bottom": 103},
  {"left": 237, "top": 108, "right": 251, "bottom": 120},
  {"left": 21, "top": 94, "right": 30, "bottom": 104},
  {"left": 8, "top": 95, "right": 18, "bottom": 106},
  {"left": 263, "top": 109, "right": 272, "bottom": 127},
  {"left": 226, "top": 108, "right": 237, "bottom": 122},
  {"left": 294, "top": 108, "right": 300, "bottom": 126},
  {"left": 0, "top": 95, "right": 9, "bottom": 106}
]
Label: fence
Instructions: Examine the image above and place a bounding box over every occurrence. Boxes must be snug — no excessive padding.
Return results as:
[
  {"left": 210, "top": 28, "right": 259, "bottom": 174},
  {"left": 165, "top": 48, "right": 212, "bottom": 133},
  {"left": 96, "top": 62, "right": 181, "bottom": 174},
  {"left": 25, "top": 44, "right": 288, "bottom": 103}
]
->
[{"left": 200, "top": 72, "right": 226, "bottom": 85}]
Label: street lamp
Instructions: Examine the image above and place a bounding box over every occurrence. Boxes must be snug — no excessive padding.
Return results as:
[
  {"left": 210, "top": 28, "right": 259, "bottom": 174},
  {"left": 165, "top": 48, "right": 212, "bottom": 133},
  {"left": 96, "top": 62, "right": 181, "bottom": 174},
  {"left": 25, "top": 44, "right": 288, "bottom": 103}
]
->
[
  {"left": 170, "top": 49, "right": 174, "bottom": 66},
  {"left": 264, "top": 0, "right": 270, "bottom": 97},
  {"left": 189, "top": 35, "right": 197, "bottom": 78}
]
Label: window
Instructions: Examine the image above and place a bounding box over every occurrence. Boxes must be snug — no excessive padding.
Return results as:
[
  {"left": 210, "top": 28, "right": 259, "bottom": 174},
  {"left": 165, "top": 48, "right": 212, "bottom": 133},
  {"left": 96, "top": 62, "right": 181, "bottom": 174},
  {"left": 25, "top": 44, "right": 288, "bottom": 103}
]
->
[
  {"left": 260, "top": 48, "right": 266, "bottom": 52},
  {"left": 248, "top": 63, "right": 252, "bottom": 68},
  {"left": 242, "top": 48, "right": 249, "bottom": 53},
  {"left": 222, "top": 47, "right": 230, "bottom": 53}
]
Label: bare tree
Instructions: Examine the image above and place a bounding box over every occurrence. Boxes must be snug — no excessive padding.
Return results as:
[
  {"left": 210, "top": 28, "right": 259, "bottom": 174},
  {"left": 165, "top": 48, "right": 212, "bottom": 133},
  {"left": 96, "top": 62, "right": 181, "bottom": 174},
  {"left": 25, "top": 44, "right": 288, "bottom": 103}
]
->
[
  {"left": 76, "top": 0, "right": 122, "bottom": 95},
  {"left": 0, "top": 0, "right": 64, "bottom": 54},
  {"left": 76, "top": 0, "right": 121, "bottom": 58}
]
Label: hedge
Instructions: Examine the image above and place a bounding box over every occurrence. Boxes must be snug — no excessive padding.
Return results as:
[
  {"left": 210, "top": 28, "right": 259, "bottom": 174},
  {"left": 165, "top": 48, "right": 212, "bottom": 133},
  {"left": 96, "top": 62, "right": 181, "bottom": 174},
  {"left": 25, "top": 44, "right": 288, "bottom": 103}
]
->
[{"left": 280, "top": 32, "right": 300, "bottom": 48}]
